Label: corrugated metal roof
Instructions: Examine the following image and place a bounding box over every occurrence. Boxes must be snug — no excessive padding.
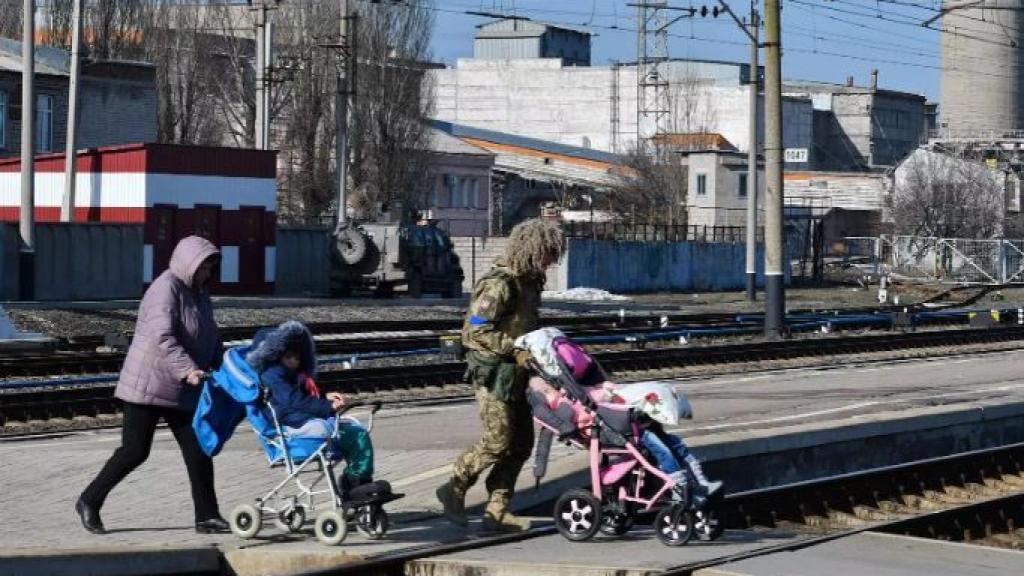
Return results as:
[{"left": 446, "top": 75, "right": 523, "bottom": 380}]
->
[
  {"left": 0, "top": 37, "right": 69, "bottom": 76},
  {"left": 425, "top": 125, "right": 495, "bottom": 157},
  {"left": 430, "top": 120, "right": 622, "bottom": 165},
  {"left": 475, "top": 18, "right": 592, "bottom": 36}
]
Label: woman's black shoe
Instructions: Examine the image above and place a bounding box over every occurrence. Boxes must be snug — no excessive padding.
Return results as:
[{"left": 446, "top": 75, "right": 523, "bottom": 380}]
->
[
  {"left": 195, "top": 516, "right": 230, "bottom": 534},
  {"left": 75, "top": 498, "right": 105, "bottom": 535}
]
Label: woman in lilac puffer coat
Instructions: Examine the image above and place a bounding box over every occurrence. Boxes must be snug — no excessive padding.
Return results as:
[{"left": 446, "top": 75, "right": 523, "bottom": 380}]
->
[{"left": 77, "top": 235, "right": 228, "bottom": 535}]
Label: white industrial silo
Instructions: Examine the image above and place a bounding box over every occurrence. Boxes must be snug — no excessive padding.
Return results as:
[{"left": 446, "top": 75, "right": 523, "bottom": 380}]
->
[{"left": 941, "top": 0, "right": 1024, "bottom": 135}]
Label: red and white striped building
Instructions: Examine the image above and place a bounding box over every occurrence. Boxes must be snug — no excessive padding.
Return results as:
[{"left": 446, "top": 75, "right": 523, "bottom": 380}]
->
[{"left": 0, "top": 143, "right": 278, "bottom": 294}]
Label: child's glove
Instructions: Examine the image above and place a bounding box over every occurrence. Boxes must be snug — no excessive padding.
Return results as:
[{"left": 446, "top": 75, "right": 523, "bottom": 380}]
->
[{"left": 514, "top": 348, "right": 532, "bottom": 367}]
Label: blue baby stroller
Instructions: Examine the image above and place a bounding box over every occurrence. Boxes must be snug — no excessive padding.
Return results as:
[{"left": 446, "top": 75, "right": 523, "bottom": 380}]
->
[{"left": 194, "top": 345, "right": 403, "bottom": 545}]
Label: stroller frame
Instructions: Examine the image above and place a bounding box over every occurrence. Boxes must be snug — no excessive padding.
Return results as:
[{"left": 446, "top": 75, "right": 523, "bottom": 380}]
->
[
  {"left": 528, "top": 354, "right": 722, "bottom": 546},
  {"left": 229, "top": 397, "right": 401, "bottom": 545}
]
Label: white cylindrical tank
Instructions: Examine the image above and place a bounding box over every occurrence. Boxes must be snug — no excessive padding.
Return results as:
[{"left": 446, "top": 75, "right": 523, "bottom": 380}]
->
[{"left": 941, "top": 0, "right": 1024, "bottom": 135}]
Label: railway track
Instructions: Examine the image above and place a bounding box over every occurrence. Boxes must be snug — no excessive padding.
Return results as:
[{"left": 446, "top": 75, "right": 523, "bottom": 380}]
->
[
  {"left": 0, "top": 302, "right": 997, "bottom": 379},
  {"left": 5, "top": 324, "right": 1024, "bottom": 432},
  {"left": 288, "top": 441, "right": 1024, "bottom": 576}
]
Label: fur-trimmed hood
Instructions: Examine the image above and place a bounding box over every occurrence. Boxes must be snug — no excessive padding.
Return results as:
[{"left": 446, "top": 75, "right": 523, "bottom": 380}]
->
[{"left": 246, "top": 321, "right": 317, "bottom": 376}]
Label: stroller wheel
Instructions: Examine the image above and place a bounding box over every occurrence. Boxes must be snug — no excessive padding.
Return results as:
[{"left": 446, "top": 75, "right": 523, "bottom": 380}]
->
[
  {"left": 355, "top": 505, "right": 389, "bottom": 540},
  {"left": 694, "top": 505, "right": 724, "bottom": 541},
  {"left": 655, "top": 504, "right": 694, "bottom": 547},
  {"left": 229, "top": 504, "right": 262, "bottom": 539},
  {"left": 554, "top": 489, "right": 602, "bottom": 542},
  {"left": 275, "top": 506, "right": 306, "bottom": 533},
  {"left": 314, "top": 510, "right": 349, "bottom": 545}
]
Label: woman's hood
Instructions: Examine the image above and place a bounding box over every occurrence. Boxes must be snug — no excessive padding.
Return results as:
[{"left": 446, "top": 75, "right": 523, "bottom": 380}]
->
[
  {"left": 169, "top": 236, "right": 220, "bottom": 287},
  {"left": 246, "top": 321, "right": 318, "bottom": 376}
]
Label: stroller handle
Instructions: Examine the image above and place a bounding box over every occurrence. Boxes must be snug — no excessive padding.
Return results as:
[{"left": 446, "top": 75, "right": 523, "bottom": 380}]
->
[{"left": 335, "top": 400, "right": 384, "bottom": 417}]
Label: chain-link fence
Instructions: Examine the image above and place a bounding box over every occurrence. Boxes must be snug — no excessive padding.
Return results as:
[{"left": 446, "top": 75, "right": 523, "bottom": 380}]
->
[{"left": 842, "top": 235, "right": 1024, "bottom": 285}]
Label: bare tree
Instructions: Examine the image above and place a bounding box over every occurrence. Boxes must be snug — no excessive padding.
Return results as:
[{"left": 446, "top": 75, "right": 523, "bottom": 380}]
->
[
  {"left": 347, "top": 0, "right": 435, "bottom": 218},
  {"left": 892, "top": 150, "right": 1005, "bottom": 239},
  {"left": 0, "top": 1, "right": 20, "bottom": 39},
  {"left": 667, "top": 67, "right": 717, "bottom": 135},
  {"left": 606, "top": 145, "right": 688, "bottom": 227}
]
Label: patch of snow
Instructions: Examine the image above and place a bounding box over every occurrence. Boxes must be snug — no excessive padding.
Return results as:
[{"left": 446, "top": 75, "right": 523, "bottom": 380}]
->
[{"left": 542, "top": 287, "right": 631, "bottom": 302}]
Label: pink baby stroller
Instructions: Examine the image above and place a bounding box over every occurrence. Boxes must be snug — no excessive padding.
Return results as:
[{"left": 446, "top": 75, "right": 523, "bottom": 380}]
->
[{"left": 517, "top": 328, "right": 723, "bottom": 546}]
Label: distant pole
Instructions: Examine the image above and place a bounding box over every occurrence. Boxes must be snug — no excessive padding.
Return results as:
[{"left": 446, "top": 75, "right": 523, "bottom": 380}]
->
[
  {"left": 334, "top": 0, "right": 353, "bottom": 231},
  {"left": 763, "top": 0, "right": 785, "bottom": 335},
  {"left": 61, "top": 0, "right": 83, "bottom": 223},
  {"left": 20, "top": 0, "right": 35, "bottom": 300},
  {"left": 745, "top": 9, "right": 759, "bottom": 301},
  {"left": 262, "top": 19, "right": 274, "bottom": 149},
  {"left": 254, "top": 1, "right": 266, "bottom": 149}
]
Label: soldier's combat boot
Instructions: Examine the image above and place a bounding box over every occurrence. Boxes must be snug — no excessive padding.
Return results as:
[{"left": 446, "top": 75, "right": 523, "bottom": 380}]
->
[
  {"left": 435, "top": 480, "right": 468, "bottom": 527},
  {"left": 482, "top": 496, "right": 531, "bottom": 533}
]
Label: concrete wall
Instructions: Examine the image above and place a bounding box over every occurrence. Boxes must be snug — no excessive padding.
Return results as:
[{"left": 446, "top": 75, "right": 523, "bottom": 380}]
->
[
  {"left": 562, "top": 238, "right": 767, "bottom": 293},
  {"left": 275, "top": 227, "right": 330, "bottom": 296},
  {"left": 430, "top": 59, "right": 813, "bottom": 156}
]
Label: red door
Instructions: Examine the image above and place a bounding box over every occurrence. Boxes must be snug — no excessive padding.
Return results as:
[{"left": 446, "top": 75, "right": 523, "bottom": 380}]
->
[
  {"left": 151, "top": 205, "right": 177, "bottom": 279},
  {"left": 193, "top": 205, "right": 221, "bottom": 246},
  {"left": 238, "top": 206, "right": 266, "bottom": 291}
]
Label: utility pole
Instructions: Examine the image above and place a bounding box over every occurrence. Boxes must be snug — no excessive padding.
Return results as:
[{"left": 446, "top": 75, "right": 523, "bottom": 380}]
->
[
  {"left": 262, "top": 19, "right": 274, "bottom": 149},
  {"left": 713, "top": 1, "right": 760, "bottom": 302},
  {"left": 61, "top": 0, "right": 83, "bottom": 223},
  {"left": 745, "top": 8, "right": 759, "bottom": 301},
  {"left": 252, "top": 0, "right": 274, "bottom": 150},
  {"left": 20, "top": 0, "right": 35, "bottom": 300},
  {"left": 763, "top": 0, "right": 785, "bottom": 335},
  {"left": 334, "top": 0, "right": 355, "bottom": 231}
]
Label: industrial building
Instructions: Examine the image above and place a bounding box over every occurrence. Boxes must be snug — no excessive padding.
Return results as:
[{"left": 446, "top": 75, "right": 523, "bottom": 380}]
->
[
  {"left": 429, "top": 19, "right": 929, "bottom": 175},
  {"left": 0, "top": 38, "right": 157, "bottom": 158}
]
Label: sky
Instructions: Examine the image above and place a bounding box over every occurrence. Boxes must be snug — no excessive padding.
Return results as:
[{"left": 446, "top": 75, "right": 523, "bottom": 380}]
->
[{"left": 428, "top": 0, "right": 954, "bottom": 100}]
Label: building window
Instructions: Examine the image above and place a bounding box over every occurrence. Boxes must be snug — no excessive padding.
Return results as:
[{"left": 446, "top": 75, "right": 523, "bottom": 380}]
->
[
  {"left": 471, "top": 178, "right": 480, "bottom": 208},
  {"left": 696, "top": 174, "right": 707, "bottom": 196},
  {"left": 738, "top": 173, "right": 748, "bottom": 197},
  {"left": 35, "top": 94, "right": 54, "bottom": 152},
  {"left": 0, "top": 90, "right": 6, "bottom": 149}
]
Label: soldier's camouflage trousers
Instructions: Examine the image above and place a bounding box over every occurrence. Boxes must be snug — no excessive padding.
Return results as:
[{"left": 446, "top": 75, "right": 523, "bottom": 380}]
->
[{"left": 451, "top": 386, "right": 535, "bottom": 509}]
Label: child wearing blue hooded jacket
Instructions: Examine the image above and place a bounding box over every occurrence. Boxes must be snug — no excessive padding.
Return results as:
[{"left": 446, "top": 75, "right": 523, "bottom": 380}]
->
[{"left": 247, "top": 321, "right": 374, "bottom": 493}]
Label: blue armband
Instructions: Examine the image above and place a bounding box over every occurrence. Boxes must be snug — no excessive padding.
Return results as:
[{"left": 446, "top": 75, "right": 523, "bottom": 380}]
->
[{"left": 469, "top": 315, "right": 490, "bottom": 326}]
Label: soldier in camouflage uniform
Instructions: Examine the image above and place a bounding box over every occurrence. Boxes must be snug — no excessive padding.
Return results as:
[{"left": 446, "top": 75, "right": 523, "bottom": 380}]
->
[{"left": 436, "top": 218, "right": 564, "bottom": 532}]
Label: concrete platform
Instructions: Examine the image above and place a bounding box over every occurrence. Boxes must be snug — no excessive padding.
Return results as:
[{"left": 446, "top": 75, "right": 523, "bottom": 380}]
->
[
  {"left": 5, "top": 351, "right": 1024, "bottom": 575},
  {"left": 695, "top": 532, "right": 1024, "bottom": 576},
  {"left": 406, "top": 528, "right": 808, "bottom": 576}
]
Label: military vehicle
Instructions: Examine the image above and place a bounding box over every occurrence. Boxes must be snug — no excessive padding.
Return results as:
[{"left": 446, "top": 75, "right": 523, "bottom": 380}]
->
[{"left": 329, "top": 204, "right": 465, "bottom": 298}]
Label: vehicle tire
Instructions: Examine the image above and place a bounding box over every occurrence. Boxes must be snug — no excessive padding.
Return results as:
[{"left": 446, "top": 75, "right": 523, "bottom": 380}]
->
[
  {"left": 229, "top": 503, "right": 262, "bottom": 539},
  {"left": 355, "top": 506, "right": 389, "bottom": 540},
  {"left": 336, "top": 228, "right": 368, "bottom": 265},
  {"left": 654, "top": 504, "right": 694, "bottom": 546},
  {"left": 553, "top": 489, "right": 602, "bottom": 542},
  {"left": 274, "top": 506, "right": 306, "bottom": 533},
  {"left": 314, "top": 510, "right": 348, "bottom": 546},
  {"left": 694, "top": 505, "right": 724, "bottom": 541},
  {"left": 407, "top": 271, "right": 423, "bottom": 298}
]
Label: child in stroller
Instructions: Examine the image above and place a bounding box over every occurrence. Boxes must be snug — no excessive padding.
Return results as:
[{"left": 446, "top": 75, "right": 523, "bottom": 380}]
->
[
  {"left": 516, "top": 327, "right": 723, "bottom": 545},
  {"left": 193, "top": 321, "right": 402, "bottom": 545}
]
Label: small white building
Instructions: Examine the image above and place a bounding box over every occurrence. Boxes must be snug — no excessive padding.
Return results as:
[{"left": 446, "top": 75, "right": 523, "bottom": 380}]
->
[
  {"left": 421, "top": 125, "right": 495, "bottom": 236},
  {"left": 679, "top": 149, "right": 764, "bottom": 228}
]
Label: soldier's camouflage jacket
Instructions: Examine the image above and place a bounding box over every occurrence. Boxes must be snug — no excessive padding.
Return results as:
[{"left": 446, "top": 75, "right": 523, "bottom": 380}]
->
[{"left": 460, "top": 259, "right": 544, "bottom": 402}]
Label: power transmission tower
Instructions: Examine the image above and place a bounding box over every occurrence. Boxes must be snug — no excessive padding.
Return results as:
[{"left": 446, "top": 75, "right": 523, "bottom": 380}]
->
[{"left": 633, "top": 2, "right": 670, "bottom": 152}]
